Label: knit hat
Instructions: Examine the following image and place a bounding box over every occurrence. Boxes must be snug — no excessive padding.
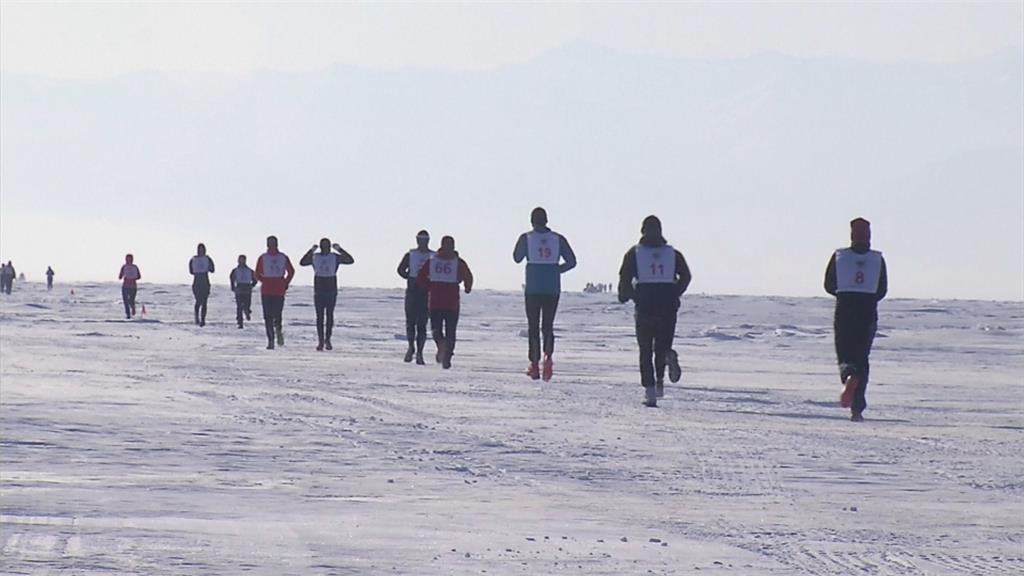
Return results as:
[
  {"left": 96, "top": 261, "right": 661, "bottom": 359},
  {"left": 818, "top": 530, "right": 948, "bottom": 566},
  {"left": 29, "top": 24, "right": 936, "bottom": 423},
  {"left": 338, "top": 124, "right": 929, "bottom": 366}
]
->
[
  {"left": 641, "top": 215, "right": 662, "bottom": 236},
  {"left": 531, "top": 207, "right": 548, "bottom": 227},
  {"left": 850, "top": 218, "right": 871, "bottom": 245}
]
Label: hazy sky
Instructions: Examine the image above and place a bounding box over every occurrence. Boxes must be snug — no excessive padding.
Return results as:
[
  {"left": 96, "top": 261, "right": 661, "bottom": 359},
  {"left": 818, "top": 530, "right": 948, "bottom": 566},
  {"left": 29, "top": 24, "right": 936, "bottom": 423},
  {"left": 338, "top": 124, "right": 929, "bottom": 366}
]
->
[
  {"left": 1, "top": 2, "right": 1022, "bottom": 300},
  {"left": 3, "top": 2, "right": 1022, "bottom": 78}
]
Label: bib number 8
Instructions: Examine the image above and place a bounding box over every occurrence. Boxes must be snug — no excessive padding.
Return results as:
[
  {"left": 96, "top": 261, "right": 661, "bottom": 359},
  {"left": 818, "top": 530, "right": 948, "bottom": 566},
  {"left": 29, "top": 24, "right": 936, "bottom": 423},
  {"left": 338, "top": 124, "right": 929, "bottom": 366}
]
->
[{"left": 855, "top": 271, "right": 865, "bottom": 284}]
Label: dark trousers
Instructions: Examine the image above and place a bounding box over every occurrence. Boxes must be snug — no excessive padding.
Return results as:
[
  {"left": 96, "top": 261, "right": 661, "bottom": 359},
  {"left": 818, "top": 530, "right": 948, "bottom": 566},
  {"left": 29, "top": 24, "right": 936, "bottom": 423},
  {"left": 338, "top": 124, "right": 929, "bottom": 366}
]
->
[
  {"left": 314, "top": 290, "right": 338, "bottom": 344},
  {"left": 121, "top": 286, "right": 137, "bottom": 318},
  {"left": 235, "top": 288, "right": 252, "bottom": 326},
  {"left": 193, "top": 282, "right": 210, "bottom": 324},
  {"left": 405, "top": 289, "right": 429, "bottom": 352},
  {"left": 525, "top": 293, "right": 560, "bottom": 362},
  {"left": 635, "top": 312, "right": 677, "bottom": 387},
  {"left": 262, "top": 295, "right": 285, "bottom": 344},
  {"left": 835, "top": 317, "right": 877, "bottom": 414},
  {"left": 1, "top": 278, "right": 11, "bottom": 294},
  {"left": 431, "top": 309, "right": 459, "bottom": 356}
]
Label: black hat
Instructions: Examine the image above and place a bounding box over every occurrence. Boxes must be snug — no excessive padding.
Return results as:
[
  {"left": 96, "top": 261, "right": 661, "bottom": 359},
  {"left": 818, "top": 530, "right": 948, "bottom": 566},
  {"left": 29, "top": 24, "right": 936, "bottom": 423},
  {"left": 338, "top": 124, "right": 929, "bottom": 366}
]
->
[
  {"left": 531, "top": 207, "right": 548, "bottom": 226},
  {"left": 641, "top": 215, "right": 662, "bottom": 236}
]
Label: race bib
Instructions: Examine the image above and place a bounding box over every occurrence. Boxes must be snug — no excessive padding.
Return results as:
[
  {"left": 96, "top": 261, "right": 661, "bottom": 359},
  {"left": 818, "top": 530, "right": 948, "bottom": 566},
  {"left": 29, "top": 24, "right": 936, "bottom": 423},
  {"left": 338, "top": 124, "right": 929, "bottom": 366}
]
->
[
  {"left": 262, "top": 253, "right": 287, "bottom": 278},
  {"left": 234, "top": 268, "right": 254, "bottom": 284},
  {"left": 122, "top": 265, "right": 140, "bottom": 281},
  {"left": 635, "top": 245, "right": 676, "bottom": 284},
  {"left": 429, "top": 255, "right": 459, "bottom": 284},
  {"left": 835, "top": 248, "right": 882, "bottom": 294},
  {"left": 408, "top": 250, "right": 433, "bottom": 277},
  {"left": 526, "top": 231, "right": 560, "bottom": 264},
  {"left": 312, "top": 253, "right": 336, "bottom": 277},
  {"left": 191, "top": 256, "right": 211, "bottom": 274}
]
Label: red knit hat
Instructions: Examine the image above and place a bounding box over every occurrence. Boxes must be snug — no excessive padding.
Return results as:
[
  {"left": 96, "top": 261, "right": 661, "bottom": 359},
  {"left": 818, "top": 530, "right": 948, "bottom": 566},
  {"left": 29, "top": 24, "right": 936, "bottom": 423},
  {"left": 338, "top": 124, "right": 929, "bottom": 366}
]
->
[{"left": 850, "top": 218, "right": 871, "bottom": 245}]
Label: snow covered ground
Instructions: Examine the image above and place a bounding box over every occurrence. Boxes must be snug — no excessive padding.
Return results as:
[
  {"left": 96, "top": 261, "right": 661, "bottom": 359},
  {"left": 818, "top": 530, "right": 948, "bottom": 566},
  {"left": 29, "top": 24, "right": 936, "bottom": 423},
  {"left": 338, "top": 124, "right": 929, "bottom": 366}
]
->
[{"left": 1, "top": 283, "right": 1021, "bottom": 575}]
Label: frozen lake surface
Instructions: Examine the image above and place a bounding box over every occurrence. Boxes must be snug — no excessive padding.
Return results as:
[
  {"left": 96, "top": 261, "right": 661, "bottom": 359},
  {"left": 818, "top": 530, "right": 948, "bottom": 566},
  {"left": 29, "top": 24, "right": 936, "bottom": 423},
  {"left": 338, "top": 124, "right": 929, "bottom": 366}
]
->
[{"left": 1, "top": 283, "right": 1022, "bottom": 574}]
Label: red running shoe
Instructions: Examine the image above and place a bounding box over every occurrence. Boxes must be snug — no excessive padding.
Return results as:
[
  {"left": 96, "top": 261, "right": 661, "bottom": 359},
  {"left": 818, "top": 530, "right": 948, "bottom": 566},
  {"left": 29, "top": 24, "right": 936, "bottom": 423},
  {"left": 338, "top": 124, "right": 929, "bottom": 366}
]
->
[
  {"left": 527, "top": 362, "right": 540, "bottom": 380},
  {"left": 840, "top": 374, "right": 859, "bottom": 408},
  {"left": 542, "top": 355, "right": 553, "bottom": 382}
]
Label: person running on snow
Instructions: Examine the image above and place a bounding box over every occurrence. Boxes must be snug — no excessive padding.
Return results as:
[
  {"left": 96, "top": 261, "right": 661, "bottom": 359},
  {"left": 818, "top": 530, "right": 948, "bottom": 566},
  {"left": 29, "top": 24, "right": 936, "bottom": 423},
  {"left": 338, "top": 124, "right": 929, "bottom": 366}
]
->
[
  {"left": 118, "top": 254, "right": 141, "bottom": 319},
  {"left": 416, "top": 235, "right": 473, "bottom": 369},
  {"left": 824, "top": 217, "right": 888, "bottom": 422},
  {"left": 397, "top": 230, "right": 434, "bottom": 364},
  {"left": 255, "top": 236, "right": 295, "bottom": 350},
  {"left": 229, "top": 255, "right": 256, "bottom": 329},
  {"left": 512, "top": 207, "right": 577, "bottom": 381},
  {"left": 617, "top": 216, "right": 692, "bottom": 408},
  {"left": 189, "top": 243, "right": 215, "bottom": 327},
  {"left": 0, "top": 261, "right": 12, "bottom": 294},
  {"left": 299, "top": 238, "right": 355, "bottom": 351},
  {"left": 45, "top": 266, "right": 54, "bottom": 291}
]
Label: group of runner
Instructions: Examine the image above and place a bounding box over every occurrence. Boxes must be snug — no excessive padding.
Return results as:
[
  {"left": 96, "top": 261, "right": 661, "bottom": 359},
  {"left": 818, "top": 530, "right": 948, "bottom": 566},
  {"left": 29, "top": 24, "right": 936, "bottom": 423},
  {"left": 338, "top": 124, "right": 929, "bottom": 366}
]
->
[
  {"left": 111, "top": 209, "right": 887, "bottom": 419},
  {"left": 0, "top": 261, "right": 17, "bottom": 295}
]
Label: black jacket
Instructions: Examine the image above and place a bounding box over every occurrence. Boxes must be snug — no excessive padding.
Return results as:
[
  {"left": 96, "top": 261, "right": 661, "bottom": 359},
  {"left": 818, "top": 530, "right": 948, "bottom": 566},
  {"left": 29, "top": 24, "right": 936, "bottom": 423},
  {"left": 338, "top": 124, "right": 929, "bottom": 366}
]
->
[{"left": 617, "top": 234, "right": 692, "bottom": 315}]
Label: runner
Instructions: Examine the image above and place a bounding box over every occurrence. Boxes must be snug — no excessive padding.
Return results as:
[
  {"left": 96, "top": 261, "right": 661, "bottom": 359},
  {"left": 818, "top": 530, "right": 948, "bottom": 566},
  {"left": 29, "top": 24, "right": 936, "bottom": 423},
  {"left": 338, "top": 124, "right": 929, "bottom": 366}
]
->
[
  {"left": 0, "top": 262, "right": 12, "bottom": 294},
  {"left": 617, "top": 216, "right": 692, "bottom": 407},
  {"left": 396, "top": 230, "right": 433, "bottom": 364},
  {"left": 118, "top": 254, "right": 141, "bottom": 320},
  {"left": 416, "top": 235, "right": 473, "bottom": 369},
  {"left": 255, "top": 236, "right": 295, "bottom": 350},
  {"left": 45, "top": 266, "right": 54, "bottom": 291},
  {"left": 824, "top": 217, "right": 888, "bottom": 422},
  {"left": 189, "top": 243, "right": 215, "bottom": 326},
  {"left": 299, "top": 238, "right": 354, "bottom": 351},
  {"left": 229, "top": 255, "right": 256, "bottom": 329},
  {"left": 513, "top": 207, "right": 577, "bottom": 381}
]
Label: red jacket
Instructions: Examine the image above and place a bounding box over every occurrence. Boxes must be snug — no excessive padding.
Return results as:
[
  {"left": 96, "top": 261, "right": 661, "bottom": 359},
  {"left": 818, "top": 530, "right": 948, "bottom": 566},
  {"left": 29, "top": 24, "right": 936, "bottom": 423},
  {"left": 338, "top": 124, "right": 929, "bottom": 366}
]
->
[
  {"left": 416, "top": 248, "right": 473, "bottom": 311},
  {"left": 255, "top": 249, "right": 295, "bottom": 296}
]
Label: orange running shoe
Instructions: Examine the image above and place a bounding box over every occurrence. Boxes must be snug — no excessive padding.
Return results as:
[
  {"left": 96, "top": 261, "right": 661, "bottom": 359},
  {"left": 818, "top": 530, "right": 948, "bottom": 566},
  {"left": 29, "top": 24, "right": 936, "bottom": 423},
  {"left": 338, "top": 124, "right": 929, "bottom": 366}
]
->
[
  {"left": 527, "top": 362, "right": 540, "bottom": 380},
  {"left": 840, "top": 374, "right": 859, "bottom": 408}
]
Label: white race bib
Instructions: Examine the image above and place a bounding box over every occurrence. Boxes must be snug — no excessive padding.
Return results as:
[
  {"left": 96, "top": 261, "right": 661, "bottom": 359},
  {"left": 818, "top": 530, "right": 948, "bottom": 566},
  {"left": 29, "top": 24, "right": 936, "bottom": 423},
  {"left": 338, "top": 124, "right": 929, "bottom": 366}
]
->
[
  {"left": 191, "top": 256, "right": 211, "bottom": 274},
  {"left": 635, "top": 245, "right": 676, "bottom": 284},
  {"left": 261, "top": 253, "right": 287, "bottom": 278},
  {"left": 429, "top": 255, "right": 459, "bottom": 284},
  {"left": 835, "top": 248, "right": 882, "bottom": 294},
  {"left": 526, "top": 231, "right": 560, "bottom": 264},
  {"left": 234, "top": 268, "right": 254, "bottom": 284},
  {"left": 408, "top": 250, "right": 434, "bottom": 277},
  {"left": 312, "top": 253, "right": 337, "bottom": 277},
  {"left": 122, "top": 264, "right": 140, "bottom": 281}
]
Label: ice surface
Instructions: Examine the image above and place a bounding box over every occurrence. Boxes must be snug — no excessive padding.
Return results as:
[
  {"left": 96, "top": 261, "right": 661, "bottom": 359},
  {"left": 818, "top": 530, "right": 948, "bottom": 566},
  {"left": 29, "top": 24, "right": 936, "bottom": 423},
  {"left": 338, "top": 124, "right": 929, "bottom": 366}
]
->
[{"left": 1, "top": 284, "right": 1022, "bottom": 574}]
